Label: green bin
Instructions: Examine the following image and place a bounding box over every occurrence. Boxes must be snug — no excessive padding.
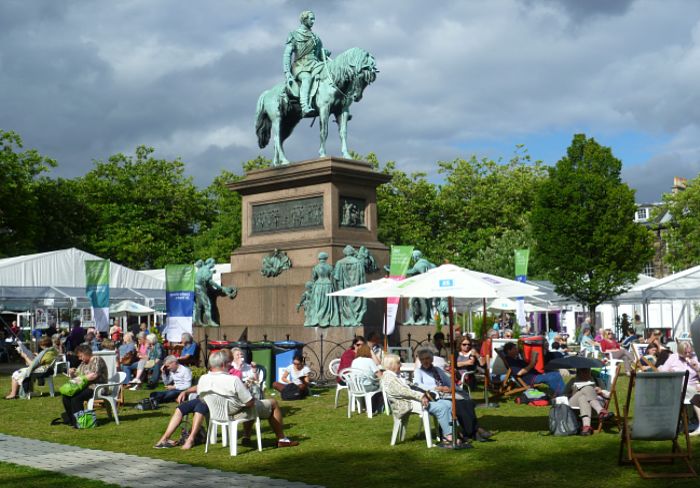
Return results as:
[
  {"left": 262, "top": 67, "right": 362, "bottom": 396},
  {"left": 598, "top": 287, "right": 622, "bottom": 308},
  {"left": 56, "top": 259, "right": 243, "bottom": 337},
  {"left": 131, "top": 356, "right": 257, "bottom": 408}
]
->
[{"left": 250, "top": 341, "right": 275, "bottom": 390}]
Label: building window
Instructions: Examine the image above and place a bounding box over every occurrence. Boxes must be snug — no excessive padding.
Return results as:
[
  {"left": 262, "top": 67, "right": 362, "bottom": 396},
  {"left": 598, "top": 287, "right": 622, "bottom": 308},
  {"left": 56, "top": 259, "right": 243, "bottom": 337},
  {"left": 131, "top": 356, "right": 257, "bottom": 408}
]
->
[
  {"left": 643, "top": 262, "right": 655, "bottom": 277},
  {"left": 636, "top": 208, "right": 648, "bottom": 221}
]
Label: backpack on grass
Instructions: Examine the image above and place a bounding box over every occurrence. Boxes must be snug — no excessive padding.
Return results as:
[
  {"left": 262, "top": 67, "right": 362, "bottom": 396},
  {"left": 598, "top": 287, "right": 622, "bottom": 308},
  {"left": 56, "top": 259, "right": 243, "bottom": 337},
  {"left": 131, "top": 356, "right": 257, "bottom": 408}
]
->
[
  {"left": 548, "top": 403, "right": 580, "bottom": 436},
  {"left": 74, "top": 409, "right": 97, "bottom": 429}
]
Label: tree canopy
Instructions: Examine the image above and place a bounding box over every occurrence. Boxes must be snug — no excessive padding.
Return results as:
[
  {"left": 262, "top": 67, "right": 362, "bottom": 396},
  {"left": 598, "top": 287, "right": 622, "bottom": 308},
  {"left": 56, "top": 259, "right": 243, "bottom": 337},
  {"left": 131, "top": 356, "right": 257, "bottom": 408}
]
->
[
  {"left": 0, "top": 130, "right": 56, "bottom": 257},
  {"left": 659, "top": 175, "right": 700, "bottom": 271},
  {"left": 530, "top": 134, "right": 654, "bottom": 323}
]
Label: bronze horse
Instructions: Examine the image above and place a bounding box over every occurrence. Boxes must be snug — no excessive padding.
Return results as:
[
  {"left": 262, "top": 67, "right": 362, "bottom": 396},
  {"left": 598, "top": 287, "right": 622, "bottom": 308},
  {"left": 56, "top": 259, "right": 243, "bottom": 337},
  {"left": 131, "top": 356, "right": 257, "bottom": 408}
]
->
[{"left": 255, "top": 47, "right": 377, "bottom": 166}]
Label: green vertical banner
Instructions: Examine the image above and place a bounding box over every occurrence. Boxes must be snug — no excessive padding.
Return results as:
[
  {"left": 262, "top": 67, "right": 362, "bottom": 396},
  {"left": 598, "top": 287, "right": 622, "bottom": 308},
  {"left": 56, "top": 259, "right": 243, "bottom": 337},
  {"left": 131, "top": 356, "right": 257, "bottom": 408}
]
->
[
  {"left": 163, "top": 264, "right": 195, "bottom": 342},
  {"left": 85, "top": 260, "right": 110, "bottom": 333},
  {"left": 385, "top": 245, "right": 414, "bottom": 335},
  {"left": 514, "top": 249, "right": 530, "bottom": 328},
  {"left": 389, "top": 245, "right": 414, "bottom": 278},
  {"left": 514, "top": 249, "right": 530, "bottom": 282}
]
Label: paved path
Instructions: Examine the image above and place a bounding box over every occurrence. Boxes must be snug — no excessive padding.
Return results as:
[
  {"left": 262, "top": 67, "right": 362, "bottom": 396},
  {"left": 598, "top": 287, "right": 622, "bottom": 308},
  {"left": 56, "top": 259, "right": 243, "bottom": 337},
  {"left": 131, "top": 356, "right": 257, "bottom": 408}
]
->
[{"left": 0, "top": 433, "right": 323, "bottom": 488}]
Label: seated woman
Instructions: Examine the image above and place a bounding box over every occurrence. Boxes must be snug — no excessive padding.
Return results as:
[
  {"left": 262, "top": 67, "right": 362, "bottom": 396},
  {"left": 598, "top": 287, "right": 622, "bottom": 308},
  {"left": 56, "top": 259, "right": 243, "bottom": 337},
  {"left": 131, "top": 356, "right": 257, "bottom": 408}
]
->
[
  {"left": 127, "top": 332, "right": 149, "bottom": 388},
  {"left": 599, "top": 329, "right": 635, "bottom": 374},
  {"left": 178, "top": 333, "right": 199, "bottom": 366},
  {"left": 638, "top": 343, "right": 659, "bottom": 371},
  {"left": 5, "top": 336, "right": 57, "bottom": 399},
  {"left": 273, "top": 352, "right": 310, "bottom": 398},
  {"left": 381, "top": 353, "right": 459, "bottom": 447},
  {"left": 229, "top": 347, "right": 261, "bottom": 398},
  {"left": 455, "top": 338, "right": 480, "bottom": 389},
  {"left": 413, "top": 348, "right": 492, "bottom": 443},
  {"left": 349, "top": 343, "right": 383, "bottom": 413},
  {"left": 143, "top": 333, "right": 165, "bottom": 388},
  {"left": 565, "top": 368, "right": 613, "bottom": 436},
  {"left": 61, "top": 344, "right": 108, "bottom": 427},
  {"left": 646, "top": 329, "right": 667, "bottom": 351},
  {"left": 658, "top": 341, "right": 700, "bottom": 436},
  {"left": 579, "top": 328, "right": 599, "bottom": 355}
]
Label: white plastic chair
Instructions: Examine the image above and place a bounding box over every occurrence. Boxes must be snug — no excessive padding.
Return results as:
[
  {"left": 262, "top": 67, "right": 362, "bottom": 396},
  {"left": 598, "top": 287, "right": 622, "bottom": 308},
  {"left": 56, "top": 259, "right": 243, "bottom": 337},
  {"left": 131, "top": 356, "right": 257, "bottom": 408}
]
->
[
  {"left": 389, "top": 400, "right": 434, "bottom": 448},
  {"left": 27, "top": 360, "right": 57, "bottom": 399},
  {"left": 329, "top": 359, "right": 348, "bottom": 408},
  {"left": 93, "top": 350, "right": 117, "bottom": 379},
  {"left": 200, "top": 391, "right": 262, "bottom": 456},
  {"left": 87, "top": 371, "right": 126, "bottom": 425},
  {"left": 341, "top": 368, "right": 384, "bottom": 419},
  {"left": 53, "top": 354, "right": 69, "bottom": 377}
]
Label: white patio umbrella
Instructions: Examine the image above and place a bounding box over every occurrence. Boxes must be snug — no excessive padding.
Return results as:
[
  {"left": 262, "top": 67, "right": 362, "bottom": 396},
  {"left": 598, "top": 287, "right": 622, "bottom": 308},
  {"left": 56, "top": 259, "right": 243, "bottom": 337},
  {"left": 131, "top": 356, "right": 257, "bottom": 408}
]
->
[
  {"left": 109, "top": 300, "right": 155, "bottom": 316},
  {"left": 330, "top": 263, "right": 543, "bottom": 447},
  {"left": 327, "top": 278, "right": 399, "bottom": 298},
  {"left": 488, "top": 297, "right": 549, "bottom": 313}
]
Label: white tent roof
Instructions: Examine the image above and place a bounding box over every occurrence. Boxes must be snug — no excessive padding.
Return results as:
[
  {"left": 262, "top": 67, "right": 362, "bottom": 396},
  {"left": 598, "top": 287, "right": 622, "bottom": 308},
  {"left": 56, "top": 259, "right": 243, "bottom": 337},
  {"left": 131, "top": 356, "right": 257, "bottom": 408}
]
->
[
  {"left": 0, "top": 248, "right": 164, "bottom": 288},
  {"left": 630, "top": 265, "right": 700, "bottom": 300},
  {"left": 0, "top": 248, "right": 165, "bottom": 310}
]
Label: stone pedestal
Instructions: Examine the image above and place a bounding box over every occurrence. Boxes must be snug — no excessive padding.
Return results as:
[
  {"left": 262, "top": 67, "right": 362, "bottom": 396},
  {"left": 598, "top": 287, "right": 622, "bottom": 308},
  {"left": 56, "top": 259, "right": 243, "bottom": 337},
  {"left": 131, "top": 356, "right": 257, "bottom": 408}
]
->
[{"left": 214, "top": 157, "right": 391, "bottom": 343}]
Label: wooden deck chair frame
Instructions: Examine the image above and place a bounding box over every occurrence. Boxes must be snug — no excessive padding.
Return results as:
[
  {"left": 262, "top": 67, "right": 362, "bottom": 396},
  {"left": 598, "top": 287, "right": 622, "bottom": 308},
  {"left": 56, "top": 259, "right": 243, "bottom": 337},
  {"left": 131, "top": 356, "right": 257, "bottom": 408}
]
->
[
  {"left": 619, "top": 370, "right": 697, "bottom": 479},
  {"left": 595, "top": 362, "right": 622, "bottom": 433},
  {"left": 491, "top": 349, "right": 543, "bottom": 398}
]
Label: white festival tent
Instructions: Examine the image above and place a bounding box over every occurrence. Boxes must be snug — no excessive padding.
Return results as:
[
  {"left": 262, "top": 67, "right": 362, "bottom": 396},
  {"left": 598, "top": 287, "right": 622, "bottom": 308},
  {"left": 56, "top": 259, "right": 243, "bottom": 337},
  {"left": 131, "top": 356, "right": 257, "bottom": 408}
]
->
[
  {"left": 109, "top": 300, "right": 156, "bottom": 316},
  {"left": 487, "top": 297, "right": 549, "bottom": 313},
  {"left": 0, "top": 248, "right": 166, "bottom": 313}
]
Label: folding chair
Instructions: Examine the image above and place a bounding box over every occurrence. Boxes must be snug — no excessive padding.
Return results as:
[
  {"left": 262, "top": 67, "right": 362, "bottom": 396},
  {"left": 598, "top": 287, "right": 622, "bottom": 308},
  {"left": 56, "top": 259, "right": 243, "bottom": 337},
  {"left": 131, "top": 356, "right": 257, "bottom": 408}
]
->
[
  {"left": 619, "top": 370, "right": 697, "bottom": 479},
  {"left": 595, "top": 362, "right": 622, "bottom": 433},
  {"left": 630, "top": 343, "right": 657, "bottom": 372}
]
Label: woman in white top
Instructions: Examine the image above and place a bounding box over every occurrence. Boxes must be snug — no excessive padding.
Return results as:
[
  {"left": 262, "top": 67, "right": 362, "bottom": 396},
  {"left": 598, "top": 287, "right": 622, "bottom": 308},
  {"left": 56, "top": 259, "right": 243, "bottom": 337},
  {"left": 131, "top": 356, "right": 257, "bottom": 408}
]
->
[
  {"left": 273, "top": 353, "right": 310, "bottom": 397},
  {"left": 350, "top": 344, "right": 381, "bottom": 391}
]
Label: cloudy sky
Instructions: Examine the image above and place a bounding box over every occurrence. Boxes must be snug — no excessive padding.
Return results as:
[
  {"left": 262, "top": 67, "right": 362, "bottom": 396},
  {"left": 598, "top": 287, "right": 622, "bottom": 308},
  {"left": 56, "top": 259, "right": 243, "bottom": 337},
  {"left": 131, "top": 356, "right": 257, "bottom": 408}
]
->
[{"left": 1, "top": 0, "right": 699, "bottom": 202}]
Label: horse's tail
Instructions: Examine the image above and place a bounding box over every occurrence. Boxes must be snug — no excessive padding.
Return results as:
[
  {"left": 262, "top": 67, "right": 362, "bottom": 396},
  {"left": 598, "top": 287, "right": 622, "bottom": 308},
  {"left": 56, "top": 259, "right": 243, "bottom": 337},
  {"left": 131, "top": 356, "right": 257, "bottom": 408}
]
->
[{"left": 255, "top": 91, "right": 271, "bottom": 149}]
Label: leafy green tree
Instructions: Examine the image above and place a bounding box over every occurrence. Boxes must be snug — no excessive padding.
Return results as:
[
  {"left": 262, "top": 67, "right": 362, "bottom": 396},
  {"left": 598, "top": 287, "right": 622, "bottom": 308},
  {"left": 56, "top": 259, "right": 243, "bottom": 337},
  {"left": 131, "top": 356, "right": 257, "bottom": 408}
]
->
[
  {"left": 436, "top": 147, "right": 546, "bottom": 270},
  {"left": 34, "top": 177, "right": 92, "bottom": 252},
  {"left": 530, "top": 134, "right": 654, "bottom": 325},
  {"left": 76, "top": 146, "right": 206, "bottom": 269},
  {"left": 659, "top": 175, "right": 700, "bottom": 270},
  {"left": 192, "top": 170, "right": 243, "bottom": 262},
  {"left": 0, "top": 130, "right": 56, "bottom": 257},
  {"left": 375, "top": 160, "right": 442, "bottom": 260}
]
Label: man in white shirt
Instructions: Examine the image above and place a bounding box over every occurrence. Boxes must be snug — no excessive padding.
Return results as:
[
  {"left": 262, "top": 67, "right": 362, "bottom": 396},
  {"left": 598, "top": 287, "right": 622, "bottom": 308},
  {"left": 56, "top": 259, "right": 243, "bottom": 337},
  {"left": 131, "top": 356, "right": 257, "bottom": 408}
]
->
[
  {"left": 198, "top": 350, "right": 299, "bottom": 447},
  {"left": 149, "top": 355, "right": 193, "bottom": 404}
]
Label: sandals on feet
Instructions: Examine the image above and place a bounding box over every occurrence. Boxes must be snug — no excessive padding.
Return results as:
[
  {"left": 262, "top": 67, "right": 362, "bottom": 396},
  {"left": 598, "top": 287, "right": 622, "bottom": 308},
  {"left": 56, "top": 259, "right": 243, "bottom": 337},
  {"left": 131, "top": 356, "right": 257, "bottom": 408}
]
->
[{"left": 154, "top": 441, "right": 177, "bottom": 449}]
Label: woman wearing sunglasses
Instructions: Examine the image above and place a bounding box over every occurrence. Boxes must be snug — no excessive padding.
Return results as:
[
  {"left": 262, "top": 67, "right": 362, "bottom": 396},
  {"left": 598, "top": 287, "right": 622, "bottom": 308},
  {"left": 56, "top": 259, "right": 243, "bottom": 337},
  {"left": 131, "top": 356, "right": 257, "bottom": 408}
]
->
[{"left": 455, "top": 338, "right": 480, "bottom": 389}]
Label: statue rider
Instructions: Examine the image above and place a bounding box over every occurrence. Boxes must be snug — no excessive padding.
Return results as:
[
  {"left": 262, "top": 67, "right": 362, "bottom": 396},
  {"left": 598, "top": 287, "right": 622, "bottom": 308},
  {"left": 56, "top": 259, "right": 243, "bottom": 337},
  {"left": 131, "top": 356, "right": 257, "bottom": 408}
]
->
[{"left": 283, "top": 10, "right": 331, "bottom": 116}]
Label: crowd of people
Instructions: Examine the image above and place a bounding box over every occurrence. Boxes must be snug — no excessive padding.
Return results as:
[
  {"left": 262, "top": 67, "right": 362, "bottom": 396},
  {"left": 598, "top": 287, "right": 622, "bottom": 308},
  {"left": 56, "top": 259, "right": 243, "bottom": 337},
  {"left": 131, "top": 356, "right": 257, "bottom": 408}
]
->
[{"left": 5, "top": 314, "right": 700, "bottom": 451}]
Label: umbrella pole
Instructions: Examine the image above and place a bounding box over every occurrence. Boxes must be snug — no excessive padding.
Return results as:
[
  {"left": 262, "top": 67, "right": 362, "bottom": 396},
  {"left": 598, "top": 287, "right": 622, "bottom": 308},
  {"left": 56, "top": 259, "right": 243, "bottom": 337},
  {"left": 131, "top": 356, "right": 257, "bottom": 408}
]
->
[
  {"left": 479, "top": 297, "right": 499, "bottom": 409},
  {"left": 383, "top": 298, "right": 388, "bottom": 353},
  {"left": 448, "top": 296, "right": 458, "bottom": 449}
]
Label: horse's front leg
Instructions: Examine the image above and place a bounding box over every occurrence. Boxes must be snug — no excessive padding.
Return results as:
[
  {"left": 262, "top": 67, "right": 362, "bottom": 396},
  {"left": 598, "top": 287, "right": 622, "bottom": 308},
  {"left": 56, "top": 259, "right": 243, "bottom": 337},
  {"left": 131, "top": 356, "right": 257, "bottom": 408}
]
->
[
  {"left": 338, "top": 108, "right": 350, "bottom": 159},
  {"left": 318, "top": 105, "right": 330, "bottom": 158},
  {"left": 272, "top": 115, "right": 290, "bottom": 165}
]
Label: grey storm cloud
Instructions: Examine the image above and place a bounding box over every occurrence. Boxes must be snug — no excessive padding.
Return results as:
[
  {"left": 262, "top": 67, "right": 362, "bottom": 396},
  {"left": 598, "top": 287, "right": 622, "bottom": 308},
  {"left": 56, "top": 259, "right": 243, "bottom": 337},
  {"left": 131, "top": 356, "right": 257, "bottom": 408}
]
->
[{"left": 1, "top": 0, "right": 699, "bottom": 203}]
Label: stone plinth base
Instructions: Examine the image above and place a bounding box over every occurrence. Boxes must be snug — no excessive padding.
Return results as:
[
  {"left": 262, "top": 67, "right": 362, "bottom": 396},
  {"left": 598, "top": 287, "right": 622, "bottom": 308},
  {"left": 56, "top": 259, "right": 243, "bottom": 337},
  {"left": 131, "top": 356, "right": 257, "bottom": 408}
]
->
[{"left": 212, "top": 156, "right": 391, "bottom": 343}]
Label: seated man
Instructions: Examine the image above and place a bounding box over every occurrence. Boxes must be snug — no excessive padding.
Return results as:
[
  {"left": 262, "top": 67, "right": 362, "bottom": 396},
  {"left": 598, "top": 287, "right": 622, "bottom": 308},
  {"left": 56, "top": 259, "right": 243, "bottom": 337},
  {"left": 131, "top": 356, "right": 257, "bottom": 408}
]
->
[
  {"left": 149, "top": 355, "right": 192, "bottom": 404},
  {"left": 198, "top": 350, "right": 299, "bottom": 448},
  {"left": 381, "top": 353, "right": 458, "bottom": 447},
  {"left": 178, "top": 332, "right": 199, "bottom": 366},
  {"left": 503, "top": 342, "right": 564, "bottom": 397},
  {"left": 154, "top": 384, "right": 207, "bottom": 450},
  {"left": 413, "top": 348, "right": 492, "bottom": 443}
]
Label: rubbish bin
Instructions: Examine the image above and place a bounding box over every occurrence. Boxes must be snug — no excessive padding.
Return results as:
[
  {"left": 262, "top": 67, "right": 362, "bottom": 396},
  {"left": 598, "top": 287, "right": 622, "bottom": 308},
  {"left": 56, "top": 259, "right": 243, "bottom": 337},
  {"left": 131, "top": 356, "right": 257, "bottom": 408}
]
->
[
  {"left": 250, "top": 341, "right": 275, "bottom": 389},
  {"left": 273, "top": 340, "right": 305, "bottom": 382},
  {"left": 521, "top": 336, "right": 546, "bottom": 374},
  {"left": 207, "top": 340, "right": 230, "bottom": 355}
]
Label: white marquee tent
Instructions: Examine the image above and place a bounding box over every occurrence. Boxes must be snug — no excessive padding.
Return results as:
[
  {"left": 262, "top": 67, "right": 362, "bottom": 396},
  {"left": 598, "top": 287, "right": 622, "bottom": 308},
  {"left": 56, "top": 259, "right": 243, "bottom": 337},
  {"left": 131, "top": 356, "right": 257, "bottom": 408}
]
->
[{"left": 0, "top": 248, "right": 165, "bottom": 311}]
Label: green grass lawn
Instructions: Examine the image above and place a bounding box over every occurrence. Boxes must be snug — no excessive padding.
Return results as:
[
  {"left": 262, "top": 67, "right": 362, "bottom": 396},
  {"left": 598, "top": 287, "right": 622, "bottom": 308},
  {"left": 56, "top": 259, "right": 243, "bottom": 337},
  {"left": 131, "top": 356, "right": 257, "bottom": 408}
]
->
[
  {"left": 0, "top": 373, "right": 698, "bottom": 487},
  {"left": 0, "top": 462, "right": 120, "bottom": 488}
]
